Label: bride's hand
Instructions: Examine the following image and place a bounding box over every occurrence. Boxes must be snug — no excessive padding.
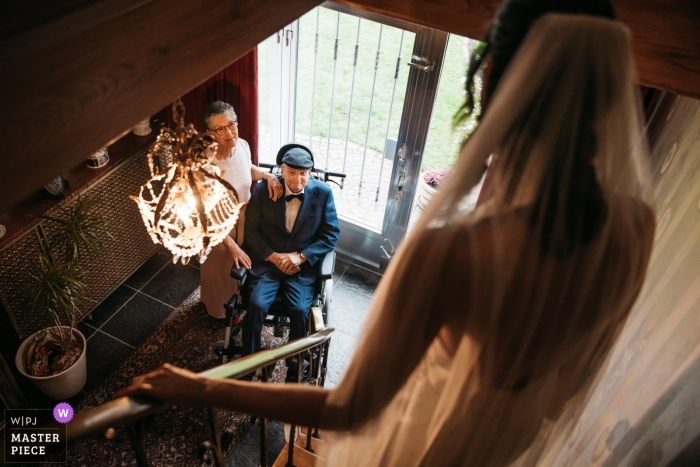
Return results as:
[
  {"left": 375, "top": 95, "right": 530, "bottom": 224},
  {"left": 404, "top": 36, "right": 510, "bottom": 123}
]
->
[
  {"left": 265, "top": 173, "right": 284, "bottom": 201},
  {"left": 114, "top": 363, "right": 208, "bottom": 407},
  {"left": 226, "top": 239, "right": 252, "bottom": 269}
]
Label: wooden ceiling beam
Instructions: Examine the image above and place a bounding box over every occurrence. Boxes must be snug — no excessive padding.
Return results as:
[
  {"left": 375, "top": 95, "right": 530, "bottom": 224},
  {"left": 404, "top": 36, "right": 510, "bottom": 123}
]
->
[
  {"left": 0, "top": 0, "right": 322, "bottom": 210},
  {"left": 335, "top": 0, "right": 700, "bottom": 100}
]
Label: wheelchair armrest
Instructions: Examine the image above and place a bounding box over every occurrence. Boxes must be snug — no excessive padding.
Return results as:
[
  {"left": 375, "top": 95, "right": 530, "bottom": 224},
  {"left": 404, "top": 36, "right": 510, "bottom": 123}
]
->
[
  {"left": 319, "top": 250, "right": 335, "bottom": 280},
  {"left": 230, "top": 265, "right": 247, "bottom": 282}
]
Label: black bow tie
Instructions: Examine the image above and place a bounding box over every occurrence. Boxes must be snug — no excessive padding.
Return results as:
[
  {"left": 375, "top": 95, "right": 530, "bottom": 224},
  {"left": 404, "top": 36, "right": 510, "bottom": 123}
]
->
[{"left": 285, "top": 193, "right": 304, "bottom": 202}]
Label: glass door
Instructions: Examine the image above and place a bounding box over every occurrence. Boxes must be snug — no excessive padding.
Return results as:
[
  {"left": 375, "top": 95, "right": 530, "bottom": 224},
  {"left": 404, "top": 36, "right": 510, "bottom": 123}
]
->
[
  {"left": 259, "top": 21, "right": 299, "bottom": 162},
  {"left": 406, "top": 34, "right": 485, "bottom": 232},
  {"left": 259, "top": 3, "right": 449, "bottom": 268}
]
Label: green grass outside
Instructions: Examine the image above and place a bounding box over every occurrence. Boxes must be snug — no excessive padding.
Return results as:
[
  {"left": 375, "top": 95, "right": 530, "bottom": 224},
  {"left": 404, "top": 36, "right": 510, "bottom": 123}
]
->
[
  {"left": 258, "top": 8, "right": 481, "bottom": 172},
  {"left": 422, "top": 36, "right": 481, "bottom": 172}
]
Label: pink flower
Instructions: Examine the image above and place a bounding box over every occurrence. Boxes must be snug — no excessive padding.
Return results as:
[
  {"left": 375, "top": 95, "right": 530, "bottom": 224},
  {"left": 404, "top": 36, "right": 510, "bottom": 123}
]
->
[{"left": 422, "top": 169, "right": 450, "bottom": 188}]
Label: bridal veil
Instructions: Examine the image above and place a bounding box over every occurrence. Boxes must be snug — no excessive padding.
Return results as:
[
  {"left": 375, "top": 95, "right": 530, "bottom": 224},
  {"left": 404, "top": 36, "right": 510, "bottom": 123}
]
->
[{"left": 321, "top": 13, "right": 655, "bottom": 467}]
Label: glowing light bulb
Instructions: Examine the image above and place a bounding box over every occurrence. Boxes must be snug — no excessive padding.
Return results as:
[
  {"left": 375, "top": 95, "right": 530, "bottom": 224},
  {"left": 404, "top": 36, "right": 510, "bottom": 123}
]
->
[
  {"left": 172, "top": 187, "right": 197, "bottom": 223},
  {"left": 174, "top": 204, "right": 191, "bottom": 223}
]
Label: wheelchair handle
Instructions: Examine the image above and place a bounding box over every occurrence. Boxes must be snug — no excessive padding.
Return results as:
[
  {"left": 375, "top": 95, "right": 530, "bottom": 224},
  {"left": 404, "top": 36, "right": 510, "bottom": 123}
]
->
[
  {"left": 257, "top": 163, "right": 346, "bottom": 185},
  {"left": 324, "top": 170, "right": 346, "bottom": 179},
  {"left": 312, "top": 168, "right": 346, "bottom": 187}
]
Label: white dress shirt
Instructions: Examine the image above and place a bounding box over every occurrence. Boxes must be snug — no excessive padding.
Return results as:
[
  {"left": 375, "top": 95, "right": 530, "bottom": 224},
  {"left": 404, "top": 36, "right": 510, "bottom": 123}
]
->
[{"left": 285, "top": 183, "right": 305, "bottom": 232}]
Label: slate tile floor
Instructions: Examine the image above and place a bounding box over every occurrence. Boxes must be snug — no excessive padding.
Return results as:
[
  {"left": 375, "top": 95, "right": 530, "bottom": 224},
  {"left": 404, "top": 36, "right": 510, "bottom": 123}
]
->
[
  {"left": 323, "top": 257, "right": 380, "bottom": 388},
  {"left": 76, "top": 248, "right": 201, "bottom": 393}
]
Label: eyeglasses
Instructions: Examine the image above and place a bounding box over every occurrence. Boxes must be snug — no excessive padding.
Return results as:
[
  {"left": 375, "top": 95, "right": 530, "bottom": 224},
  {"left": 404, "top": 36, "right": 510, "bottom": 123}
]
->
[{"left": 212, "top": 120, "right": 238, "bottom": 136}]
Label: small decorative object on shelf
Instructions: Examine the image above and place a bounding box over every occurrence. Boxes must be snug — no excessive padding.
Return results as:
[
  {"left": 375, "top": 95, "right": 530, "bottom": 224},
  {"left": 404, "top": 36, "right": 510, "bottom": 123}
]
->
[
  {"left": 87, "top": 147, "right": 109, "bottom": 169},
  {"left": 0, "top": 224, "right": 5, "bottom": 239},
  {"left": 131, "top": 99, "right": 243, "bottom": 265},
  {"left": 133, "top": 118, "right": 152, "bottom": 136},
  {"left": 43, "top": 176, "right": 68, "bottom": 199}
]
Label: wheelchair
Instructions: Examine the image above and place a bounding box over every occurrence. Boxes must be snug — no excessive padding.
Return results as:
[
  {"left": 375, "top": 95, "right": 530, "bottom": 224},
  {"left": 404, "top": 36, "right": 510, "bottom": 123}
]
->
[{"left": 211, "top": 143, "right": 345, "bottom": 365}]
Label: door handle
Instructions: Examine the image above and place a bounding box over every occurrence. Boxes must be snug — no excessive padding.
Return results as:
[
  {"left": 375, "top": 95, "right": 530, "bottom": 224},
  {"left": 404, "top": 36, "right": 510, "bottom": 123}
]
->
[
  {"left": 407, "top": 60, "right": 435, "bottom": 72},
  {"left": 394, "top": 171, "right": 406, "bottom": 202},
  {"left": 397, "top": 171, "right": 406, "bottom": 187},
  {"left": 381, "top": 238, "right": 395, "bottom": 259},
  {"left": 380, "top": 246, "right": 393, "bottom": 259}
]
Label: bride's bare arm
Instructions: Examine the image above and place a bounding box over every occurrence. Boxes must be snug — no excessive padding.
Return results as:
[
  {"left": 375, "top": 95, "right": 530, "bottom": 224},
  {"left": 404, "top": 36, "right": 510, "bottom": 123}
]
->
[{"left": 115, "top": 363, "right": 336, "bottom": 429}]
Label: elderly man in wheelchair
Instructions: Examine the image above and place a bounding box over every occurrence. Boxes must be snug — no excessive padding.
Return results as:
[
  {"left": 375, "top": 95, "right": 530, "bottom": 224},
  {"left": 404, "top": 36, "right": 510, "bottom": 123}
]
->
[{"left": 213, "top": 143, "right": 342, "bottom": 383}]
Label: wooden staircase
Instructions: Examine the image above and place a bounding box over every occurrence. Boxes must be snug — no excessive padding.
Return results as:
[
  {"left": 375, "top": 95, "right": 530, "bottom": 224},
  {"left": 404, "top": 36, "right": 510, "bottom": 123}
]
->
[{"left": 272, "top": 427, "right": 332, "bottom": 467}]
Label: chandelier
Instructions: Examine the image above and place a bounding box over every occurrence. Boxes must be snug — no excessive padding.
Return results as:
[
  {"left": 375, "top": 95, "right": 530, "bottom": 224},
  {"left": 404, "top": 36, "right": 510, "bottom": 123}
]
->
[{"left": 131, "top": 99, "right": 242, "bottom": 265}]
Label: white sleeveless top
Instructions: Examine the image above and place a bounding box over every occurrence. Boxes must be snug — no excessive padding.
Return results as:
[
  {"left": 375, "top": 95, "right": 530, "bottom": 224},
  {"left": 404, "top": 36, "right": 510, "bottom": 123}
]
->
[
  {"left": 200, "top": 138, "right": 252, "bottom": 318},
  {"left": 210, "top": 138, "right": 252, "bottom": 203}
]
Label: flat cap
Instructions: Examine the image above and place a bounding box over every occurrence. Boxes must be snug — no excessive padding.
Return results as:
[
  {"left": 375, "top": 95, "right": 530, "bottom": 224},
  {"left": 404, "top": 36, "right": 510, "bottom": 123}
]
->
[{"left": 281, "top": 147, "right": 314, "bottom": 170}]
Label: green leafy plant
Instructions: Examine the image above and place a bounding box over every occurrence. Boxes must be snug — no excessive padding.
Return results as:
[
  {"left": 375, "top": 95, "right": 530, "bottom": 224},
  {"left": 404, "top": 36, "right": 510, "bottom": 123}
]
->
[
  {"left": 23, "top": 254, "right": 87, "bottom": 334},
  {"left": 22, "top": 254, "right": 90, "bottom": 376},
  {"left": 40, "top": 195, "right": 114, "bottom": 265}
]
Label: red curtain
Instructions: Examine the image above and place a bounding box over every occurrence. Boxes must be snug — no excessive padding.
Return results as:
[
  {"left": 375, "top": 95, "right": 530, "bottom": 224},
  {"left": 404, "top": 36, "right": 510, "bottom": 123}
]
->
[{"left": 166, "top": 48, "right": 259, "bottom": 166}]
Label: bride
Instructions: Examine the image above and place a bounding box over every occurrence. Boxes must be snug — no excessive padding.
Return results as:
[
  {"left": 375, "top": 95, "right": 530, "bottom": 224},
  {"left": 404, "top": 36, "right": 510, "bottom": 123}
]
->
[{"left": 116, "top": 0, "right": 656, "bottom": 465}]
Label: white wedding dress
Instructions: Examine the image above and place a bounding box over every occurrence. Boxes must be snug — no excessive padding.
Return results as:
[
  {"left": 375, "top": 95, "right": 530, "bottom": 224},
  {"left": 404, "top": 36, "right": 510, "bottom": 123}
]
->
[{"left": 320, "top": 14, "right": 656, "bottom": 467}]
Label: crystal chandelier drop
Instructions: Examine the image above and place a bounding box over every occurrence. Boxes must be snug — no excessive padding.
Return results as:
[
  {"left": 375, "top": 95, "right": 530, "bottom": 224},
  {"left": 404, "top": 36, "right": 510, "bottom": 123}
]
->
[{"left": 131, "top": 99, "right": 242, "bottom": 265}]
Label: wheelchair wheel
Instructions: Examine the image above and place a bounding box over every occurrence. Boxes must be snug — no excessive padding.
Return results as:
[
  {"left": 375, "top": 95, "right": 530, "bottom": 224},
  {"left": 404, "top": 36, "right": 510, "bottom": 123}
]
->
[{"left": 322, "top": 279, "right": 333, "bottom": 325}]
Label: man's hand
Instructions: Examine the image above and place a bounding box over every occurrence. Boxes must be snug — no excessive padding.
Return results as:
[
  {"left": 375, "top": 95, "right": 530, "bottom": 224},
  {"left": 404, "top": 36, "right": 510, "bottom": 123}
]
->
[
  {"left": 268, "top": 252, "right": 303, "bottom": 275},
  {"left": 225, "top": 237, "right": 251, "bottom": 269},
  {"left": 278, "top": 252, "right": 306, "bottom": 274},
  {"left": 264, "top": 173, "right": 284, "bottom": 201}
]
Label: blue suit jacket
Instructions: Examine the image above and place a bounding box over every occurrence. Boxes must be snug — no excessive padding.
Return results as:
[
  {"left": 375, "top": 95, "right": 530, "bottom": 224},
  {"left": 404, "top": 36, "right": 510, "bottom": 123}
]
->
[{"left": 243, "top": 177, "right": 340, "bottom": 286}]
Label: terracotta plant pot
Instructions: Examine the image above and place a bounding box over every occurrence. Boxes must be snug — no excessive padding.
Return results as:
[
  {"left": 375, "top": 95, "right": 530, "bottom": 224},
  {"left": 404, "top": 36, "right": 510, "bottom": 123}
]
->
[{"left": 15, "top": 327, "right": 87, "bottom": 400}]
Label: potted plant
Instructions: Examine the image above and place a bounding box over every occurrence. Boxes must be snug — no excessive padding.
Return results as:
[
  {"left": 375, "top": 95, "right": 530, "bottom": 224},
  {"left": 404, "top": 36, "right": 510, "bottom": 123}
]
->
[
  {"left": 416, "top": 169, "right": 450, "bottom": 212},
  {"left": 15, "top": 195, "right": 112, "bottom": 400},
  {"left": 15, "top": 256, "right": 89, "bottom": 399}
]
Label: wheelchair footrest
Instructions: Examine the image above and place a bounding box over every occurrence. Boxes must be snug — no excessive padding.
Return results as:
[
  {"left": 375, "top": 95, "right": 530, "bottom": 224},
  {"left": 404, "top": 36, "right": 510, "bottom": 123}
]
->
[
  {"left": 274, "top": 316, "right": 284, "bottom": 338},
  {"left": 262, "top": 316, "right": 289, "bottom": 336},
  {"left": 214, "top": 344, "right": 242, "bottom": 359}
]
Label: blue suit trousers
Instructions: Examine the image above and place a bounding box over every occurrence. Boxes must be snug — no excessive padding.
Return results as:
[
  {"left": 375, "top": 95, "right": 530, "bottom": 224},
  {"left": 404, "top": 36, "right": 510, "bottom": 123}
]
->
[{"left": 241, "top": 270, "right": 315, "bottom": 357}]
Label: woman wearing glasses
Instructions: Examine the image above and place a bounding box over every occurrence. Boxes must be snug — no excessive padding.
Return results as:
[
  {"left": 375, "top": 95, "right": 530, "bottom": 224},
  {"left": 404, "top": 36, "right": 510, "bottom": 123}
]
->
[{"left": 200, "top": 101, "right": 284, "bottom": 320}]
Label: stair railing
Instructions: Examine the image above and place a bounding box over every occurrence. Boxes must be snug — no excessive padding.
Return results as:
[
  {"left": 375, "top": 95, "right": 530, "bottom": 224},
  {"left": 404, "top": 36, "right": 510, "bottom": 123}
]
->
[{"left": 65, "top": 327, "right": 334, "bottom": 467}]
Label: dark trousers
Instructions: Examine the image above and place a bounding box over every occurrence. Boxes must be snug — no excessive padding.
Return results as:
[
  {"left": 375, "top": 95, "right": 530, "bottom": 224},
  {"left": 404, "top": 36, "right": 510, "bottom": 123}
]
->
[{"left": 241, "top": 270, "right": 315, "bottom": 359}]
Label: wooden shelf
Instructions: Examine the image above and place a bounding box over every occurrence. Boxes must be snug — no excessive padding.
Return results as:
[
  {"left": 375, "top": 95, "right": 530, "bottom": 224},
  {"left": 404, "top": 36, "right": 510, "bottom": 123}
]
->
[{"left": 0, "top": 128, "right": 157, "bottom": 250}]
